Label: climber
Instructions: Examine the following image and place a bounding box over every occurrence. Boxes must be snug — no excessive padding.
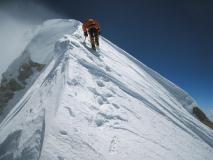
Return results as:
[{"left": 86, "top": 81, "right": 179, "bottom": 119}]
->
[{"left": 82, "top": 19, "right": 101, "bottom": 50}]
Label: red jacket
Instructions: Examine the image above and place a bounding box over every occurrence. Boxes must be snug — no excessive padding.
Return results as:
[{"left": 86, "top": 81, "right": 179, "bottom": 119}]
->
[{"left": 82, "top": 19, "right": 101, "bottom": 33}]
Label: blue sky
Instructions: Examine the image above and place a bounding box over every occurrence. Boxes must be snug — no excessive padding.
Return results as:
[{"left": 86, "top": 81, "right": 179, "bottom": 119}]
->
[{"left": 2, "top": 0, "right": 213, "bottom": 111}]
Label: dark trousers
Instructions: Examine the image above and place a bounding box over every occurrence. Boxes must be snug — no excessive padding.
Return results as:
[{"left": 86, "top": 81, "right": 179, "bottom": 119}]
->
[{"left": 88, "top": 28, "right": 99, "bottom": 48}]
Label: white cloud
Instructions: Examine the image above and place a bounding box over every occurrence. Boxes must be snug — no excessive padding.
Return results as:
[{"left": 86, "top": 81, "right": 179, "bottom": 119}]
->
[{"left": 0, "top": 1, "right": 62, "bottom": 79}]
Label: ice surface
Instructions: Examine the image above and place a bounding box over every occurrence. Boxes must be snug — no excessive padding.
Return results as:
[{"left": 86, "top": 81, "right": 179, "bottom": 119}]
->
[{"left": 0, "top": 19, "right": 212, "bottom": 160}]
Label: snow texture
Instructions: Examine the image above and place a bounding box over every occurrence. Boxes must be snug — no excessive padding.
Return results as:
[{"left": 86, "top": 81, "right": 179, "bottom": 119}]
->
[{"left": 0, "top": 19, "right": 212, "bottom": 160}]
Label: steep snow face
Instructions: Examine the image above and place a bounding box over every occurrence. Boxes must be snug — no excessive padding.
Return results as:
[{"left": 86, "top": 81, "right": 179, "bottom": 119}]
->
[
  {"left": 0, "top": 19, "right": 212, "bottom": 160},
  {"left": 0, "top": 19, "right": 79, "bottom": 121},
  {"left": 207, "top": 109, "right": 213, "bottom": 121}
]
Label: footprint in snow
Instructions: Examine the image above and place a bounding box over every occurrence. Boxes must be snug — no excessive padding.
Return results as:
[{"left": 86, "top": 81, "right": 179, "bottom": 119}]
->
[
  {"left": 102, "top": 76, "right": 110, "bottom": 82},
  {"left": 96, "top": 80, "right": 105, "bottom": 87},
  {"left": 105, "top": 65, "right": 111, "bottom": 72},
  {"left": 109, "top": 136, "right": 119, "bottom": 154},
  {"left": 64, "top": 106, "right": 75, "bottom": 117},
  {"left": 58, "top": 156, "right": 65, "bottom": 160},
  {"left": 59, "top": 130, "right": 68, "bottom": 135},
  {"left": 97, "top": 96, "right": 104, "bottom": 105},
  {"left": 112, "top": 103, "right": 120, "bottom": 109}
]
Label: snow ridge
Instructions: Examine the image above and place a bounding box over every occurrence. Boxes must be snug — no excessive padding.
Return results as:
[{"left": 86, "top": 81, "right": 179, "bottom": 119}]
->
[{"left": 0, "top": 19, "right": 212, "bottom": 160}]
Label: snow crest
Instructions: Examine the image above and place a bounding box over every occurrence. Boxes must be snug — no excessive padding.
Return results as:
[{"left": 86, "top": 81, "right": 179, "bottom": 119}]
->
[{"left": 0, "top": 19, "right": 212, "bottom": 160}]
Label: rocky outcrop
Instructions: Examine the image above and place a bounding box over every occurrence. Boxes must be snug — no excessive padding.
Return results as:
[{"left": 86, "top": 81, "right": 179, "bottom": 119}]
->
[
  {"left": 0, "top": 58, "right": 44, "bottom": 113},
  {"left": 193, "top": 106, "right": 213, "bottom": 129},
  {"left": 17, "top": 59, "right": 44, "bottom": 84}
]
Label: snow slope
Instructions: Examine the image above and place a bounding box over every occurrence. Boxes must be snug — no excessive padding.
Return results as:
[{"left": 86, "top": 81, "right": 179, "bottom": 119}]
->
[
  {"left": 206, "top": 109, "right": 213, "bottom": 122},
  {"left": 0, "top": 19, "right": 212, "bottom": 160}
]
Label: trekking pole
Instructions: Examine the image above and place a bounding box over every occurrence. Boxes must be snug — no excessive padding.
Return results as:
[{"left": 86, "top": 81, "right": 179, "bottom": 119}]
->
[{"left": 83, "top": 36, "right": 86, "bottom": 43}]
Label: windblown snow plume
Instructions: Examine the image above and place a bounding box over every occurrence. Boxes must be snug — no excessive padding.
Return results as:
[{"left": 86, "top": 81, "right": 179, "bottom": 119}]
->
[
  {"left": 0, "top": 19, "right": 212, "bottom": 160},
  {"left": 0, "top": 0, "right": 62, "bottom": 79}
]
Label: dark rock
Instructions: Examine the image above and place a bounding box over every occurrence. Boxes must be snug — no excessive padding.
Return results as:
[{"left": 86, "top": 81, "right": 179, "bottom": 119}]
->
[
  {"left": 8, "top": 79, "right": 23, "bottom": 91},
  {"left": 193, "top": 106, "right": 213, "bottom": 129},
  {"left": 18, "top": 59, "right": 44, "bottom": 82},
  {"left": 0, "top": 58, "right": 45, "bottom": 115}
]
